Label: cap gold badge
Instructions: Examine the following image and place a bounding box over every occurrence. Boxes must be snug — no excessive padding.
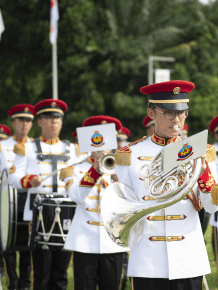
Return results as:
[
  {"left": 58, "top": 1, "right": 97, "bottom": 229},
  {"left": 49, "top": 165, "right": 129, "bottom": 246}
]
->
[
  {"left": 24, "top": 107, "right": 29, "bottom": 112},
  {"left": 0, "top": 128, "right": 4, "bottom": 132},
  {"left": 173, "top": 87, "right": 181, "bottom": 94},
  {"left": 51, "top": 102, "right": 56, "bottom": 107},
  {"left": 101, "top": 120, "right": 107, "bottom": 124}
]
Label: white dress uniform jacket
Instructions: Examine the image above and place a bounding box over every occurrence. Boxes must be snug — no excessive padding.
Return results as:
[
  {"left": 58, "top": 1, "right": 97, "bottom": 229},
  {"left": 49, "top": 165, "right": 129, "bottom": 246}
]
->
[
  {"left": 63, "top": 157, "right": 129, "bottom": 254},
  {"left": 115, "top": 134, "right": 218, "bottom": 280},
  {"left": 8, "top": 137, "right": 88, "bottom": 221},
  {"left": 0, "top": 136, "right": 33, "bottom": 173}
]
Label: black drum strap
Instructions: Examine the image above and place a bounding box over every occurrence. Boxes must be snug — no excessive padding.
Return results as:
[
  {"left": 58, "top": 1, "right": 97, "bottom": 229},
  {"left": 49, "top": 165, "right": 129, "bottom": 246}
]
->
[{"left": 34, "top": 138, "right": 71, "bottom": 192}]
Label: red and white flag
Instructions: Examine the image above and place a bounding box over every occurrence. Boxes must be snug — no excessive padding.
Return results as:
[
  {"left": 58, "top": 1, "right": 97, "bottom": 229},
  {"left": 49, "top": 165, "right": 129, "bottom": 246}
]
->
[
  {"left": 50, "top": 0, "right": 59, "bottom": 44},
  {"left": 0, "top": 10, "right": 5, "bottom": 41}
]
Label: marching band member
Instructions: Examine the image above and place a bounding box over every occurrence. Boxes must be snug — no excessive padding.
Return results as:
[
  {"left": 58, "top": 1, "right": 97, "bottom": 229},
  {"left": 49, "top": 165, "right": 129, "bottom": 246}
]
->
[
  {"left": 117, "top": 126, "right": 131, "bottom": 148},
  {"left": 0, "top": 124, "right": 11, "bottom": 141},
  {"left": 0, "top": 124, "right": 11, "bottom": 177},
  {"left": 0, "top": 124, "right": 11, "bottom": 286},
  {"left": 209, "top": 115, "right": 218, "bottom": 269},
  {"left": 71, "top": 130, "right": 78, "bottom": 144},
  {"left": 60, "top": 116, "right": 129, "bottom": 290},
  {"left": 115, "top": 81, "right": 218, "bottom": 290},
  {"left": 1, "top": 104, "right": 35, "bottom": 290},
  {"left": 8, "top": 99, "right": 88, "bottom": 290},
  {"left": 142, "top": 115, "right": 155, "bottom": 136}
]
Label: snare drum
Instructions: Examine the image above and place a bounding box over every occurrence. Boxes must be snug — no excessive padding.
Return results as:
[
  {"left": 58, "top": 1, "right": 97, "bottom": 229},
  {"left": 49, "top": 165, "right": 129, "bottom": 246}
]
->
[
  {"left": 0, "top": 169, "right": 30, "bottom": 253},
  {"left": 30, "top": 196, "right": 76, "bottom": 250}
]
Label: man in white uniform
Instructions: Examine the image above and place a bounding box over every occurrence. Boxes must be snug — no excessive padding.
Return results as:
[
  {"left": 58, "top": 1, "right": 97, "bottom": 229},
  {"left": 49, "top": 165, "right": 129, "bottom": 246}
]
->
[
  {"left": 117, "top": 126, "right": 131, "bottom": 148},
  {"left": 209, "top": 115, "right": 218, "bottom": 270},
  {"left": 0, "top": 124, "right": 11, "bottom": 287},
  {"left": 1, "top": 104, "right": 35, "bottom": 290},
  {"left": 143, "top": 115, "right": 155, "bottom": 136},
  {"left": 114, "top": 80, "right": 218, "bottom": 290},
  {"left": 60, "top": 115, "right": 129, "bottom": 290},
  {"left": 8, "top": 99, "right": 88, "bottom": 290}
]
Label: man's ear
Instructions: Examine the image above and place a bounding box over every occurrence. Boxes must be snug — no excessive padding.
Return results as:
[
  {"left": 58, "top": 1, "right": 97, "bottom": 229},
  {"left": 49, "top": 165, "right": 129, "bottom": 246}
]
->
[
  {"left": 11, "top": 119, "right": 15, "bottom": 129},
  {"left": 147, "top": 108, "right": 155, "bottom": 120},
  {"left": 37, "top": 119, "right": 42, "bottom": 128}
]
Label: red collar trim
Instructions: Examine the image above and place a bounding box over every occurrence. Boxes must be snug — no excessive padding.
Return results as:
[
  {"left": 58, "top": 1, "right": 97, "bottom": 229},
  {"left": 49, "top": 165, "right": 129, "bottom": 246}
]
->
[
  {"left": 39, "top": 136, "right": 59, "bottom": 145},
  {"left": 87, "top": 157, "right": 94, "bottom": 164},
  {"left": 151, "top": 133, "right": 178, "bottom": 146},
  {"left": 13, "top": 135, "right": 28, "bottom": 143}
]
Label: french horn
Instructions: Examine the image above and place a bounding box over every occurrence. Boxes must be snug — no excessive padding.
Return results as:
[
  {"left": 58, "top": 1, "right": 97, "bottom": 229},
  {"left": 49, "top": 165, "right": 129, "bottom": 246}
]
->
[{"left": 101, "top": 125, "right": 202, "bottom": 247}]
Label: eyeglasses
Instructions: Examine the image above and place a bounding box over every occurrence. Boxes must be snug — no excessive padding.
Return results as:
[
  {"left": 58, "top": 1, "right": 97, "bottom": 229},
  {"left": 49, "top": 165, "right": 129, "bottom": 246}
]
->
[{"left": 154, "top": 109, "right": 188, "bottom": 120}]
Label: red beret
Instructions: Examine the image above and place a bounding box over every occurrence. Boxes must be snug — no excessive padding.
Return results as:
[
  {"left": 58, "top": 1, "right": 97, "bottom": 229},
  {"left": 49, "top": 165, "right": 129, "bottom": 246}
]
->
[
  {"left": 209, "top": 115, "right": 218, "bottom": 133},
  {"left": 143, "top": 116, "right": 155, "bottom": 128},
  {"left": 0, "top": 125, "right": 11, "bottom": 139},
  {"left": 34, "top": 99, "right": 68, "bottom": 116},
  {"left": 181, "top": 124, "right": 189, "bottom": 133},
  {"left": 83, "top": 115, "right": 122, "bottom": 131},
  {"left": 8, "top": 104, "right": 35, "bottom": 119},
  {"left": 140, "top": 80, "right": 195, "bottom": 111},
  {"left": 72, "top": 131, "right": 77, "bottom": 138}
]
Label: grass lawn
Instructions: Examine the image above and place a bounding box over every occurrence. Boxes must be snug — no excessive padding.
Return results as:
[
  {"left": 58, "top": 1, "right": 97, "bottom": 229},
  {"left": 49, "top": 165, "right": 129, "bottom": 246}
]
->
[{"left": 1, "top": 225, "right": 217, "bottom": 290}]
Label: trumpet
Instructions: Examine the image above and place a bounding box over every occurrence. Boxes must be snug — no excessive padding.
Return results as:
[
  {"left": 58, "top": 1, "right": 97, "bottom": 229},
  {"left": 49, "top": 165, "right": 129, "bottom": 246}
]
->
[{"left": 99, "top": 153, "right": 116, "bottom": 175}]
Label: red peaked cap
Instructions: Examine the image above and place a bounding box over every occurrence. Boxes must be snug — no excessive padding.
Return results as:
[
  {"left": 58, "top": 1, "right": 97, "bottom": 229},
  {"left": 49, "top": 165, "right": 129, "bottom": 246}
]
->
[
  {"left": 34, "top": 99, "right": 68, "bottom": 116},
  {"left": 117, "top": 126, "right": 130, "bottom": 141},
  {"left": 140, "top": 80, "right": 195, "bottom": 110},
  {"left": 182, "top": 124, "right": 189, "bottom": 132},
  {"left": 119, "top": 127, "right": 130, "bottom": 136},
  {"left": 8, "top": 104, "right": 35, "bottom": 119},
  {"left": 0, "top": 125, "right": 11, "bottom": 138},
  {"left": 143, "top": 116, "right": 155, "bottom": 128},
  {"left": 72, "top": 131, "right": 77, "bottom": 138},
  {"left": 209, "top": 115, "right": 218, "bottom": 133},
  {"left": 83, "top": 115, "right": 122, "bottom": 131}
]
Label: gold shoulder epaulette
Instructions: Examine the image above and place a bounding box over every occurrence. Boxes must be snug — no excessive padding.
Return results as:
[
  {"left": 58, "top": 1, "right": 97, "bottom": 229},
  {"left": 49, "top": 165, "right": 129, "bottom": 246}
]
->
[
  {"left": 60, "top": 165, "right": 74, "bottom": 181},
  {"left": 13, "top": 143, "right": 25, "bottom": 156},
  {"left": 115, "top": 136, "right": 149, "bottom": 166},
  {"left": 206, "top": 144, "right": 216, "bottom": 163}
]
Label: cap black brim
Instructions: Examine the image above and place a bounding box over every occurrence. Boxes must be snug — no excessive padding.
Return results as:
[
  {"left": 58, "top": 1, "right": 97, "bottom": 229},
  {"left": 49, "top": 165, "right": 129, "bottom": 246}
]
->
[{"left": 156, "top": 103, "right": 189, "bottom": 111}]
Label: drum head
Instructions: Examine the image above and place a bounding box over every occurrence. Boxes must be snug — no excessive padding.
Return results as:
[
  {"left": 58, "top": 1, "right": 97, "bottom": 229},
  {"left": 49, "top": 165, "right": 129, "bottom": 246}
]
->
[{"left": 0, "top": 169, "right": 10, "bottom": 253}]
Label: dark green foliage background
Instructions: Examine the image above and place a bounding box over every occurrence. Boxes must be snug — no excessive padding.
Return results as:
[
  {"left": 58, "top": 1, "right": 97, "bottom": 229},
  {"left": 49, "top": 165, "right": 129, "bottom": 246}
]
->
[{"left": 1, "top": 0, "right": 218, "bottom": 143}]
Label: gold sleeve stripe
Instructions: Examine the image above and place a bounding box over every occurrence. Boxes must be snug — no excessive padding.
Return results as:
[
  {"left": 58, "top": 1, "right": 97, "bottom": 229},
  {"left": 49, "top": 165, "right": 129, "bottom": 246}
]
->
[{"left": 65, "top": 179, "right": 74, "bottom": 192}]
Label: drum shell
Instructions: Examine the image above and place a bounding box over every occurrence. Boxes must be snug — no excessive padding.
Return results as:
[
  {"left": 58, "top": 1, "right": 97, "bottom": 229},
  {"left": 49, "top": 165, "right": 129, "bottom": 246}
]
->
[
  {"left": 31, "top": 197, "right": 76, "bottom": 251},
  {"left": 0, "top": 169, "right": 30, "bottom": 253}
]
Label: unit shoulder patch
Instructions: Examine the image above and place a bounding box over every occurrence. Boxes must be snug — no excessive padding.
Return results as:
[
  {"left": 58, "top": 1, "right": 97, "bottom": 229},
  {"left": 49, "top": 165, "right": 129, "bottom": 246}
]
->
[
  {"left": 13, "top": 142, "right": 25, "bottom": 156},
  {"left": 115, "top": 136, "right": 149, "bottom": 166},
  {"left": 206, "top": 144, "right": 216, "bottom": 163}
]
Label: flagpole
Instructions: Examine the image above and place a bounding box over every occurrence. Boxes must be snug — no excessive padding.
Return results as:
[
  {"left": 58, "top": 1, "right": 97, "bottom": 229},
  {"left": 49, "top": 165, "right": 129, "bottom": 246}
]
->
[{"left": 52, "top": 40, "right": 58, "bottom": 100}]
